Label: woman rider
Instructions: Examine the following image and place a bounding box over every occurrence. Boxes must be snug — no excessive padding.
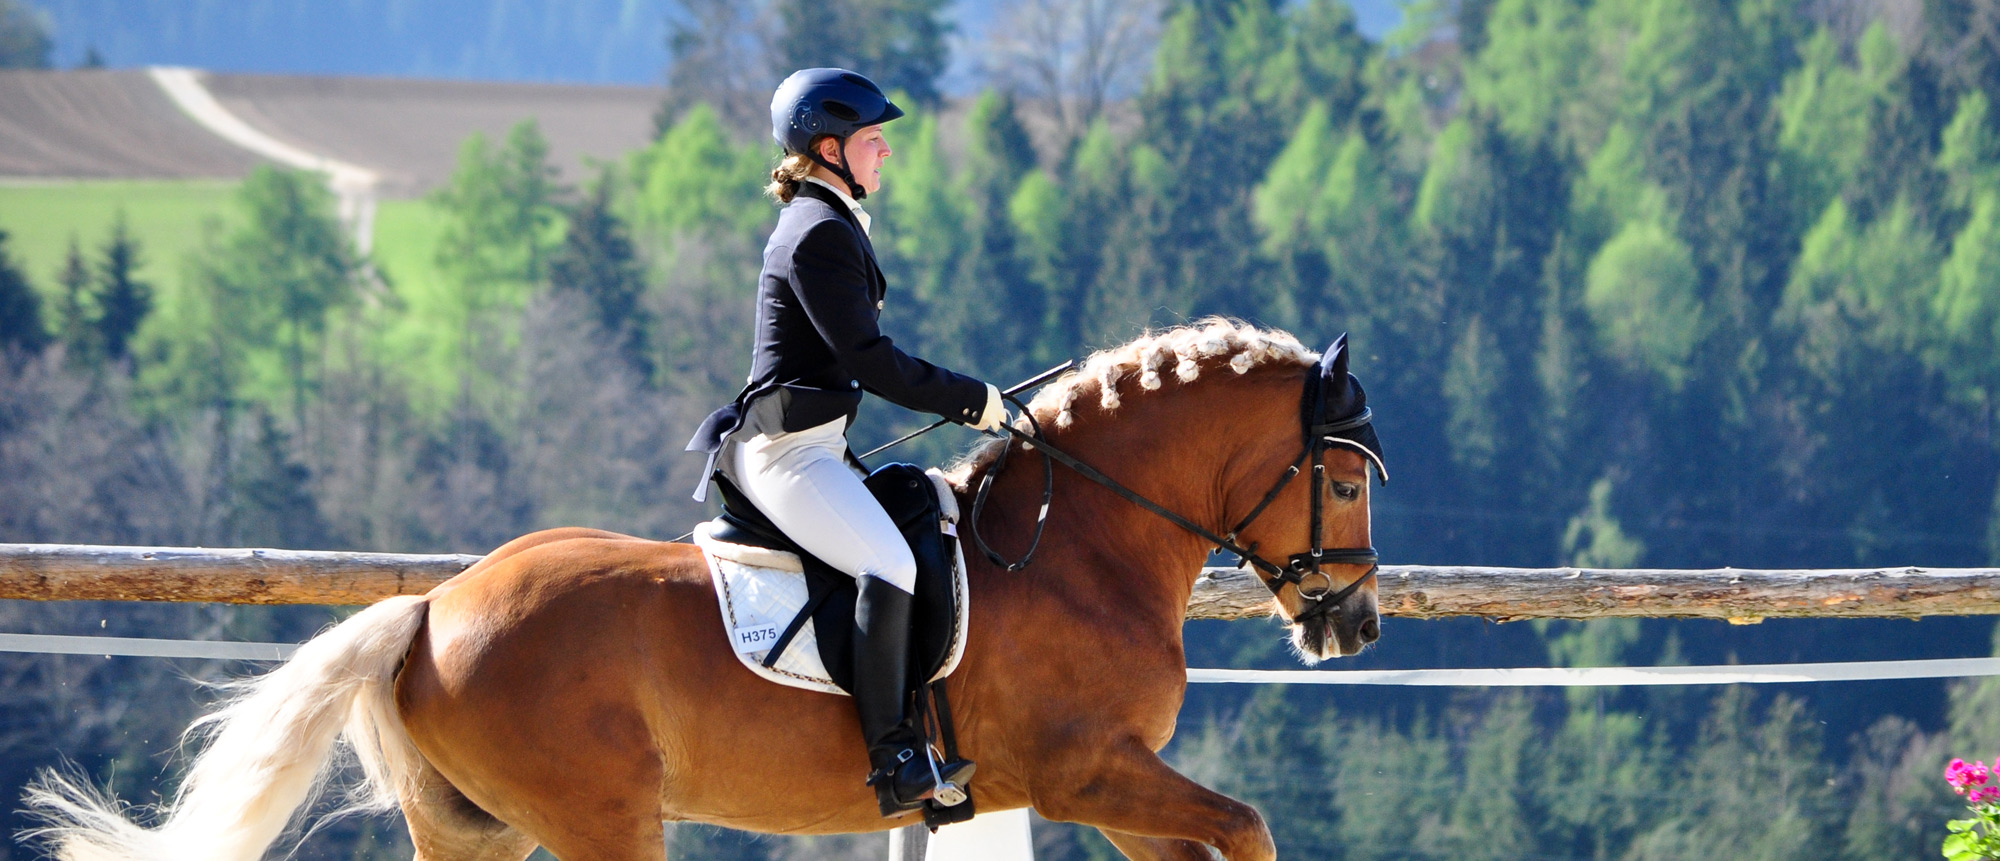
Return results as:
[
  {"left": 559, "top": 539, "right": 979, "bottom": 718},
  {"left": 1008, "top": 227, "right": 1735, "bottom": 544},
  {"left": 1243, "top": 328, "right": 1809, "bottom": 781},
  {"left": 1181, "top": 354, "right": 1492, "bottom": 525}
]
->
[{"left": 686, "top": 68, "right": 1004, "bottom": 817}]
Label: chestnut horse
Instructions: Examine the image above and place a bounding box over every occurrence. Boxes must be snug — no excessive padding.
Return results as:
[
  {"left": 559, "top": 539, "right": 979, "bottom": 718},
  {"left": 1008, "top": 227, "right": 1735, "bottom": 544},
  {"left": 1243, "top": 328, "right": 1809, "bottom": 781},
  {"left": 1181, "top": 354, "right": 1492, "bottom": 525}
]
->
[{"left": 28, "top": 321, "right": 1382, "bottom": 861}]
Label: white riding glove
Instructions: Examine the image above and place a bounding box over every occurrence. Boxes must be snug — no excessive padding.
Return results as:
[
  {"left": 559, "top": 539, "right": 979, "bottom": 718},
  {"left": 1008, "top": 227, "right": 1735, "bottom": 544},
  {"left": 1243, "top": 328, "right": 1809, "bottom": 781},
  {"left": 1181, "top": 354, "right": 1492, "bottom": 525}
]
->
[{"left": 969, "top": 383, "right": 1011, "bottom": 433}]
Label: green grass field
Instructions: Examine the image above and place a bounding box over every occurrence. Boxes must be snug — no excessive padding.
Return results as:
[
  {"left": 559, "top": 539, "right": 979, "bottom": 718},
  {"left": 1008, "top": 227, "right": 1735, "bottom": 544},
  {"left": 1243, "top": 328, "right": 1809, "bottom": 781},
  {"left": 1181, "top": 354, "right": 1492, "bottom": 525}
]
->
[
  {"left": 0, "top": 181, "right": 524, "bottom": 419},
  {"left": 370, "top": 197, "right": 448, "bottom": 301},
  {"left": 0, "top": 180, "right": 451, "bottom": 311},
  {"left": 369, "top": 197, "right": 463, "bottom": 416},
  {"left": 0, "top": 179, "right": 243, "bottom": 309}
]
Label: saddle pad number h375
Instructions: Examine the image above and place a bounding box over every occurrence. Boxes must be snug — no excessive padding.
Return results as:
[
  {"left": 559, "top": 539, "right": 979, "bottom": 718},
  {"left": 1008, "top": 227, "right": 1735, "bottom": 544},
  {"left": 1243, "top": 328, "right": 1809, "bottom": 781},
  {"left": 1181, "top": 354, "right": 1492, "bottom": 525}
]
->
[{"left": 731, "top": 622, "right": 784, "bottom": 655}]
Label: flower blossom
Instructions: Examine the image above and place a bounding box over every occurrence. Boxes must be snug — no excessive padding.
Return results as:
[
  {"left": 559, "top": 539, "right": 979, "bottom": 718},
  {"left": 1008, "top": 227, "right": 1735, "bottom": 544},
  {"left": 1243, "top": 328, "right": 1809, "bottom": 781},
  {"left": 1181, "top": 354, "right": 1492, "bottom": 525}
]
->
[{"left": 1950, "top": 758, "right": 1994, "bottom": 793}]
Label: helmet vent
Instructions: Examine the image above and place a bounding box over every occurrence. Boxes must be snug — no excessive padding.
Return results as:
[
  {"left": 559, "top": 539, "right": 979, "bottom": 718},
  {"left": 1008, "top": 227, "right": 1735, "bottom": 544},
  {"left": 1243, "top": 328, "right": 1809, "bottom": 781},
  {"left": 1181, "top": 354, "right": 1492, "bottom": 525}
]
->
[
  {"left": 840, "top": 72, "right": 879, "bottom": 92},
  {"left": 822, "top": 100, "right": 861, "bottom": 122}
]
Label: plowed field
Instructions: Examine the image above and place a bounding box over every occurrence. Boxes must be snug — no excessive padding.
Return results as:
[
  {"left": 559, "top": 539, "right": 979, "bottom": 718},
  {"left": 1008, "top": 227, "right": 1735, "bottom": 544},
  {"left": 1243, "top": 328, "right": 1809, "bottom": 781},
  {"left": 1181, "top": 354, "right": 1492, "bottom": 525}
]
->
[
  {"left": 0, "top": 69, "right": 262, "bottom": 180},
  {"left": 0, "top": 69, "right": 666, "bottom": 197}
]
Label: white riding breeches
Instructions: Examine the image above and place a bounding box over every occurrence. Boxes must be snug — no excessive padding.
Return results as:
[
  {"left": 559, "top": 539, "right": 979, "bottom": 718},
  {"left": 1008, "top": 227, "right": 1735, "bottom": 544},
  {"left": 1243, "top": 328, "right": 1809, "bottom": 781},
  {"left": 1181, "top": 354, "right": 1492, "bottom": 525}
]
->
[{"left": 726, "top": 418, "right": 919, "bottom": 595}]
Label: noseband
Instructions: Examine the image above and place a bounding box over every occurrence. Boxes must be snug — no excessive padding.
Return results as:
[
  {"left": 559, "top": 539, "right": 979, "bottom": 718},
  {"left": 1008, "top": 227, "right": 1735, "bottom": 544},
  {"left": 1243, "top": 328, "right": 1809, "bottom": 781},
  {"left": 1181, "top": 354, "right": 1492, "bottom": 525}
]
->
[{"left": 967, "top": 366, "right": 1382, "bottom": 627}]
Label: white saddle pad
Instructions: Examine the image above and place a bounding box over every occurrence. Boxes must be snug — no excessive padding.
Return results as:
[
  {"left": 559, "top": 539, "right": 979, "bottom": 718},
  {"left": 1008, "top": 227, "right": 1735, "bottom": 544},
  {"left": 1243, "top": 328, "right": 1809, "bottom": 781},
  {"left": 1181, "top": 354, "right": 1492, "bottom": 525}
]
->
[{"left": 694, "top": 468, "right": 970, "bottom": 696}]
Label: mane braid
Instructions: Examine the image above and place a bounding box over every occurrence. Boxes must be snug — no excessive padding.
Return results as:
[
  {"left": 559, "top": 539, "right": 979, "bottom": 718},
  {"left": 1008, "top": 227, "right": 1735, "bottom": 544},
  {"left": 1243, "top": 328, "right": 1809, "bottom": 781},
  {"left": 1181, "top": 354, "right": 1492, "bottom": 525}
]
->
[{"left": 943, "top": 318, "right": 1317, "bottom": 488}]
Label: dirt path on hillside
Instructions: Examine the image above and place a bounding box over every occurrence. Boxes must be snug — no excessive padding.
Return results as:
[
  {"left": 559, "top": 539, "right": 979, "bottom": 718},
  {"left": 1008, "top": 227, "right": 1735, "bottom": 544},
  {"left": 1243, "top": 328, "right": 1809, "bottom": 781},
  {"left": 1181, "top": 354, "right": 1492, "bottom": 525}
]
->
[
  {"left": 2, "top": 70, "right": 665, "bottom": 198},
  {"left": 203, "top": 74, "right": 664, "bottom": 197},
  {"left": 0, "top": 69, "right": 266, "bottom": 179}
]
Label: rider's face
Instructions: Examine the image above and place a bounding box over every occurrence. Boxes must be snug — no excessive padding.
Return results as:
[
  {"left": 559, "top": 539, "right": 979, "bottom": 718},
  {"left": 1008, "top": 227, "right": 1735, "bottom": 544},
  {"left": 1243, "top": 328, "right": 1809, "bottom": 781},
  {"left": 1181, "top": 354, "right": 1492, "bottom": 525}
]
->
[{"left": 823, "top": 124, "right": 892, "bottom": 195}]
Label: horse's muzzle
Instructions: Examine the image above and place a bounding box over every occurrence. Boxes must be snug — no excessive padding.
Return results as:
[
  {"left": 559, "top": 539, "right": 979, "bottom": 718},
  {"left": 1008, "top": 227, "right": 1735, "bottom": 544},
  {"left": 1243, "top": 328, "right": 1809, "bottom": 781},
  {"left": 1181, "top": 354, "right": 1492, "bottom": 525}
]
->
[{"left": 1291, "top": 592, "right": 1380, "bottom": 663}]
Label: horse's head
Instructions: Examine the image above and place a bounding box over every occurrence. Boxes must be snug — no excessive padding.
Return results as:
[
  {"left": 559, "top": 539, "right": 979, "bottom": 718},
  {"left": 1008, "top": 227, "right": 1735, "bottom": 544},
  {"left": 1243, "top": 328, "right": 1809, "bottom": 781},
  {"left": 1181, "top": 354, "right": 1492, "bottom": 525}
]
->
[
  {"left": 952, "top": 320, "right": 1387, "bottom": 663},
  {"left": 1232, "top": 333, "right": 1387, "bottom": 664}
]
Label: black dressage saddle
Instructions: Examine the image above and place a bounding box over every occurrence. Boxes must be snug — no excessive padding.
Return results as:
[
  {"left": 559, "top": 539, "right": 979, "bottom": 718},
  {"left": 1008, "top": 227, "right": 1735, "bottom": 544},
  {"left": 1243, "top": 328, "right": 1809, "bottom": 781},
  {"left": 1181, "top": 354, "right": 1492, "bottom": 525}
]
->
[{"left": 702, "top": 462, "right": 962, "bottom": 694}]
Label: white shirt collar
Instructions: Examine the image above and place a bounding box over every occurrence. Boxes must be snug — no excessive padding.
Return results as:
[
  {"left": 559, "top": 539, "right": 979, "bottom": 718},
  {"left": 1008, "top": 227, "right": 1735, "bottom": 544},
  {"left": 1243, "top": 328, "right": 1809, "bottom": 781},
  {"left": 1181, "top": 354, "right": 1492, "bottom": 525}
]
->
[{"left": 804, "top": 176, "right": 871, "bottom": 236}]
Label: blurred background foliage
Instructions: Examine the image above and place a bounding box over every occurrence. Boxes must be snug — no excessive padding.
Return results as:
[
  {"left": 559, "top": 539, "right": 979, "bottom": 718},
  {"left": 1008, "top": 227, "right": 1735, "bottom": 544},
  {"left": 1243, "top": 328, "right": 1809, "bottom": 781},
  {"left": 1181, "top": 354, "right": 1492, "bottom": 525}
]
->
[{"left": 5, "top": 0, "right": 2000, "bottom": 857}]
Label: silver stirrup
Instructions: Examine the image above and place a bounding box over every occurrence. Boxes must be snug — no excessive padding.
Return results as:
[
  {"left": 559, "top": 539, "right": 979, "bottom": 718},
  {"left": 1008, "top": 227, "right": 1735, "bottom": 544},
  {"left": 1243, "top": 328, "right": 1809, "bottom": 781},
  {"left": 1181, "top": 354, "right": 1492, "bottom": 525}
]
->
[{"left": 925, "top": 745, "right": 969, "bottom": 807}]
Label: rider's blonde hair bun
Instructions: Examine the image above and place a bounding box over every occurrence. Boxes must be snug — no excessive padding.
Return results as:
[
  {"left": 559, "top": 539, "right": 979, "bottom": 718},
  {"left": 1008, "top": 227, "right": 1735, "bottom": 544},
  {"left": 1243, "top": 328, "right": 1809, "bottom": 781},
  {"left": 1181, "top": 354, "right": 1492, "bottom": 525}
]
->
[{"left": 766, "top": 153, "right": 817, "bottom": 203}]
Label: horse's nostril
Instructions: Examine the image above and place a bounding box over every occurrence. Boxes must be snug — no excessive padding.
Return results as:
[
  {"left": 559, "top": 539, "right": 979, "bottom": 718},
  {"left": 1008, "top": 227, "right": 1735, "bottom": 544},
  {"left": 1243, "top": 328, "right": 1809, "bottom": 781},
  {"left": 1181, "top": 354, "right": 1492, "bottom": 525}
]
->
[{"left": 1359, "top": 617, "right": 1381, "bottom": 643}]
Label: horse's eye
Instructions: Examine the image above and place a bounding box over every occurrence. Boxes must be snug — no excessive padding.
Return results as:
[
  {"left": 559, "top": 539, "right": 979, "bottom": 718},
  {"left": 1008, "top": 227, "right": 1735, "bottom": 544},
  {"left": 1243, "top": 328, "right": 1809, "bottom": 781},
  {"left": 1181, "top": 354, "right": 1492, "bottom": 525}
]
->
[{"left": 1333, "top": 482, "right": 1360, "bottom": 502}]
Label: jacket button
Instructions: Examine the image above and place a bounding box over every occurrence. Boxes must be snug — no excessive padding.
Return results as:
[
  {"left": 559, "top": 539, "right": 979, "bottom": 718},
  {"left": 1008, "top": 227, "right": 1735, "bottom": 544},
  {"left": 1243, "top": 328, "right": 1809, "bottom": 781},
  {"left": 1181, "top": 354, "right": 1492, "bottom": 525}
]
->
[{"left": 850, "top": 381, "right": 860, "bottom": 389}]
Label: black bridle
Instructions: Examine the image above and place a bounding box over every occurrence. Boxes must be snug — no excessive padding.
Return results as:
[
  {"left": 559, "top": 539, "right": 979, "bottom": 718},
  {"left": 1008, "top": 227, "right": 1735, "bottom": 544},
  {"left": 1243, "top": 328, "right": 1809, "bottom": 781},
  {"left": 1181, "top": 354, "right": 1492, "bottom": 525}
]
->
[{"left": 968, "top": 357, "right": 1385, "bottom": 627}]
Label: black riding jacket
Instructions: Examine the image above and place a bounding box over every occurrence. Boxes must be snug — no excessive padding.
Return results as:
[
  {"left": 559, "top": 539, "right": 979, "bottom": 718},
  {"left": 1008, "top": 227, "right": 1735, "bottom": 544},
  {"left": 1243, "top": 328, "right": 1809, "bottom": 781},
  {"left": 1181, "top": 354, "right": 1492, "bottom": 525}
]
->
[{"left": 687, "top": 181, "right": 987, "bottom": 496}]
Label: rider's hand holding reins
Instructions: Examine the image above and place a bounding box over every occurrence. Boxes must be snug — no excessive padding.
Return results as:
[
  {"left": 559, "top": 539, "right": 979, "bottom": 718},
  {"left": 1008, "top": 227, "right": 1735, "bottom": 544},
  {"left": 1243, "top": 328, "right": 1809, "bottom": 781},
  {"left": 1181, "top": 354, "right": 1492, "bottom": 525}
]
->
[{"left": 969, "top": 383, "right": 1011, "bottom": 433}]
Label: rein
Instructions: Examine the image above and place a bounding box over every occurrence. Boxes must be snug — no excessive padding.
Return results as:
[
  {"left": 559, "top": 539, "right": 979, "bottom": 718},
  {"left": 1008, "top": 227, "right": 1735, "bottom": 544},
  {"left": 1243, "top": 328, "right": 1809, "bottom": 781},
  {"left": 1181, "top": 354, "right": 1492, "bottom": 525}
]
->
[{"left": 967, "top": 381, "right": 1380, "bottom": 625}]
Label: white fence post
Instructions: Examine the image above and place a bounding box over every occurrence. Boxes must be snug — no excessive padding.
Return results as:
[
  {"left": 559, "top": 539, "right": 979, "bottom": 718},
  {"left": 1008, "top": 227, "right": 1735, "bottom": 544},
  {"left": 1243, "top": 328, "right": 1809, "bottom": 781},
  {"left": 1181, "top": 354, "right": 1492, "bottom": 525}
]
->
[{"left": 891, "top": 810, "right": 1035, "bottom": 861}]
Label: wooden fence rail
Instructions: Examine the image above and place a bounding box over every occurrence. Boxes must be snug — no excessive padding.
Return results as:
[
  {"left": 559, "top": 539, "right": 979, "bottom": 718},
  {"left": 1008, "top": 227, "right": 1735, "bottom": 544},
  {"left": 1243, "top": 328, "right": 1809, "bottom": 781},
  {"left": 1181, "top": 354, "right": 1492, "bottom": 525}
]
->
[{"left": 3, "top": 544, "right": 1998, "bottom": 622}]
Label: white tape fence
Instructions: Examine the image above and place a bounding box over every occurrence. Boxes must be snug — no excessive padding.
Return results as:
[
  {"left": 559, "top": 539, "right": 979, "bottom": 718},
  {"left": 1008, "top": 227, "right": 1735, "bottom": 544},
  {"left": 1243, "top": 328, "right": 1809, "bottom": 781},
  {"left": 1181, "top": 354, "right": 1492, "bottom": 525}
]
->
[{"left": 9, "top": 632, "right": 2000, "bottom": 860}]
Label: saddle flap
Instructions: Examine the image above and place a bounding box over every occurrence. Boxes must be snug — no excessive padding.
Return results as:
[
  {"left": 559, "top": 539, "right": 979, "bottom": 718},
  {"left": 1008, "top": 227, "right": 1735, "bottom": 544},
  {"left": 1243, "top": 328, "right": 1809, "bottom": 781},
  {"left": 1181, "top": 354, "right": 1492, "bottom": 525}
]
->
[{"left": 694, "top": 464, "right": 969, "bottom": 695}]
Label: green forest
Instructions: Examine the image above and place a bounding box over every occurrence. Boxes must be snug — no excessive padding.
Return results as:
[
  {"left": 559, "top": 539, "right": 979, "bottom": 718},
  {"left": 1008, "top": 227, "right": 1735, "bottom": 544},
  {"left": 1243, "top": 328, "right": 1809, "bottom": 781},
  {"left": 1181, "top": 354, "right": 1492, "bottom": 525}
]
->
[{"left": 6, "top": 0, "right": 2000, "bottom": 858}]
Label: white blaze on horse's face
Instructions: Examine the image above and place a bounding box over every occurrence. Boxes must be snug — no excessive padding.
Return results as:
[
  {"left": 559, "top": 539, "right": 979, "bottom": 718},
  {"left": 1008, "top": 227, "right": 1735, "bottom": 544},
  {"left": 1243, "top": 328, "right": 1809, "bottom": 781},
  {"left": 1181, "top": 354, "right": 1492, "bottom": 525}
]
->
[{"left": 1286, "top": 454, "right": 1381, "bottom": 665}]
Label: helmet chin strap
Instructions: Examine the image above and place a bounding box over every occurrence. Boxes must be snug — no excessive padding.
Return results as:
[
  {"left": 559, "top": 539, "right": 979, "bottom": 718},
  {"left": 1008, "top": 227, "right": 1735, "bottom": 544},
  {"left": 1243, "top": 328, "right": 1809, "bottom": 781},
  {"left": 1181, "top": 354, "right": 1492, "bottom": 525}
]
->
[{"left": 808, "top": 137, "right": 868, "bottom": 200}]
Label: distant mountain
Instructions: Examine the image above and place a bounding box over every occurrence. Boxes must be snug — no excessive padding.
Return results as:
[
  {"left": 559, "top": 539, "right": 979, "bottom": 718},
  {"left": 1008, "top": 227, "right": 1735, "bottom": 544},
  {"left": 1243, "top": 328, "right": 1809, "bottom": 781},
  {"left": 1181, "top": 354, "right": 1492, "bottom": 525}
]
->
[
  {"left": 31, "top": 0, "right": 1404, "bottom": 87},
  {"left": 31, "top": 0, "right": 674, "bottom": 84}
]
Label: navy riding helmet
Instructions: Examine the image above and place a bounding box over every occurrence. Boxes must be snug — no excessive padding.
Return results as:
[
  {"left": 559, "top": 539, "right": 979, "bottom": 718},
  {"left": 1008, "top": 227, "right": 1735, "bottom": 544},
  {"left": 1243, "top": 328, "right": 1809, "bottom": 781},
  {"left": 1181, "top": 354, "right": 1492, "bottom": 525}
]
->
[{"left": 770, "top": 68, "right": 904, "bottom": 198}]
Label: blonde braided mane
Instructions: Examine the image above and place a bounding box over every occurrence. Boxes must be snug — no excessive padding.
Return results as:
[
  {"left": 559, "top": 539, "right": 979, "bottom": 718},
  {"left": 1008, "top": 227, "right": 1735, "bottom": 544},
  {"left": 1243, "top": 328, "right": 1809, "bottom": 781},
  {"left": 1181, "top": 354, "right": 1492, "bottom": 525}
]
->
[{"left": 944, "top": 318, "right": 1318, "bottom": 485}]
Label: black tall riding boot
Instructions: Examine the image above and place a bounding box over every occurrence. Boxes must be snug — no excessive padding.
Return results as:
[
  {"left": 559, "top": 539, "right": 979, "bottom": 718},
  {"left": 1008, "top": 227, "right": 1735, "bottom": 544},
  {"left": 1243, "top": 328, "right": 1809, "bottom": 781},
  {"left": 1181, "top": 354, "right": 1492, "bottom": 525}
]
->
[{"left": 853, "top": 575, "right": 973, "bottom": 816}]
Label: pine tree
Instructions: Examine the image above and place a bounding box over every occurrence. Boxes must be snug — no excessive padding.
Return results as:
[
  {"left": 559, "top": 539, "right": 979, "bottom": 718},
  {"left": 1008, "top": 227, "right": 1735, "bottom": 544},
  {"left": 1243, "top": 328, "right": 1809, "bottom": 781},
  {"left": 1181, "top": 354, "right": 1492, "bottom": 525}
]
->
[
  {"left": 226, "top": 166, "right": 360, "bottom": 431},
  {"left": 431, "top": 121, "right": 564, "bottom": 413},
  {"left": 0, "top": 229, "right": 48, "bottom": 356},
  {"left": 1129, "top": 0, "right": 1297, "bottom": 323},
  {"left": 54, "top": 235, "right": 95, "bottom": 361},
  {"left": 874, "top": 113, "right": 970, "bottom": 360},
  {"left": 92, "top": 212, "right": 153, "bottom": 366},
  {"left": 223, "top": 408, "right": 331, "bottom": 549},
  {"left": 772, "top": 0, "right": 951, "bottom": 107},
  {"left": 433, "top": 121, "right": 562, "bottom": 296},
  {"left": 955, "top": 90, "right": 1044, "bottom": 377},
  {"left": 550, "top": 171, "right": 653, "bottom": 380}
]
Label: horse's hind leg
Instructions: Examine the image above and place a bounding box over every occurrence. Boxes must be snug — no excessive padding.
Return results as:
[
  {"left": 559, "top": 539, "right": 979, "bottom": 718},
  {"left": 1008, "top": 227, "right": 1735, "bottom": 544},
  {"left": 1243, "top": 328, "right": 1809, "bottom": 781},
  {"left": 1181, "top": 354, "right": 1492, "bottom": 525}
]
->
[
  {"left": 1098, "top": 829, "right": 1216, "bottom": 860},
  {"left": 402, "top": 757, "right": 538, "bottom": 861},
  {"left": 517, "top": 811, "right": 667, "bottom": 861}
]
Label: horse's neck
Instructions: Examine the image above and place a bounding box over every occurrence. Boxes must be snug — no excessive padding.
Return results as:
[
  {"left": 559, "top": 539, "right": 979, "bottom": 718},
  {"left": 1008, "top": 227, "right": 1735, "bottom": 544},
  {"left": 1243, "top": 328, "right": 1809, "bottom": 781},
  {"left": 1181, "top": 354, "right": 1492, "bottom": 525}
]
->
[{"left": 959, "top": 373, "right": 1294, "bottom": 622}]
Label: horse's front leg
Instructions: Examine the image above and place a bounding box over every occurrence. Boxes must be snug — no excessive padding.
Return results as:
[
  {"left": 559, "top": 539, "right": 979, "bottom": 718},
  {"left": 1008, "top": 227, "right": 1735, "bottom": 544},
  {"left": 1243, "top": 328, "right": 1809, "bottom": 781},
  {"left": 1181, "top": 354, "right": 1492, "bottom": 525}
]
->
[
  {"left": 1097, "top": 829, "right": 1219, "bottom": 860},
  {"left": 1036, "top": 738, "right": 1275, "bottom": 861}
]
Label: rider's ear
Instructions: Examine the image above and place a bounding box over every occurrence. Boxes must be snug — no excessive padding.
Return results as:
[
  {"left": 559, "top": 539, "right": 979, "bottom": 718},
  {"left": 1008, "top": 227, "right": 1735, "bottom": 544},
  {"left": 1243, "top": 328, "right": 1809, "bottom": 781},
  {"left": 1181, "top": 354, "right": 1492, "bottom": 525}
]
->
[{"left": 815, "top": 135, "right": 843, "bottom": 167}]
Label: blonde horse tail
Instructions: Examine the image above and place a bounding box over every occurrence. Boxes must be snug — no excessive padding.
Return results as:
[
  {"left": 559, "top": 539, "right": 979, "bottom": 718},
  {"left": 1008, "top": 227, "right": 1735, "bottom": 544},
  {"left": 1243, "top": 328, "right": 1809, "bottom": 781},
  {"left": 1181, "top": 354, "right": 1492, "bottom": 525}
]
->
[{"left": 25, "top": 595, "right": 431, "bottom": 861}]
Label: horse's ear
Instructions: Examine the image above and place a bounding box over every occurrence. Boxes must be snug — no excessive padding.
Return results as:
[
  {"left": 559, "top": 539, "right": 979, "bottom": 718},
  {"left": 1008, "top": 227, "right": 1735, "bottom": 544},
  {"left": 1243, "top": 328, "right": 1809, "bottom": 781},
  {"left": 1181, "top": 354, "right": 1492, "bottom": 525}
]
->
[
  {"left": 1312, "top": 332, "right": 1389, "bottom": 484},
  {"left": 1319, "top": 333, "right": 1351, "bottom": 382}
]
